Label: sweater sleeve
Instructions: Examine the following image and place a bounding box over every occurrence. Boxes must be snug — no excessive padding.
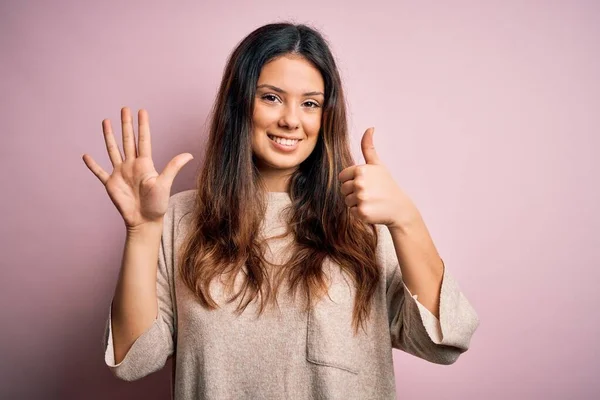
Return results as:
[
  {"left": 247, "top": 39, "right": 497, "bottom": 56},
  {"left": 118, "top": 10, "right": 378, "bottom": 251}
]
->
[
  {"left": 378, "top": 225, "right": 480, "bottom": 365},
  {"left": 102, "top": 204, "right": 177, "bottom": 381}
]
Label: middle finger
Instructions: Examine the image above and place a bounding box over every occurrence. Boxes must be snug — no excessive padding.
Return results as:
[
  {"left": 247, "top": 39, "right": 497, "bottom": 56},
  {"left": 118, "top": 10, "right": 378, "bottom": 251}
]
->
[
  {"left": 121, "top": 107, "right": 138, "bottom": 160},
  {"left": 340, "top": 180, "right": 355, "bottom": 196}
]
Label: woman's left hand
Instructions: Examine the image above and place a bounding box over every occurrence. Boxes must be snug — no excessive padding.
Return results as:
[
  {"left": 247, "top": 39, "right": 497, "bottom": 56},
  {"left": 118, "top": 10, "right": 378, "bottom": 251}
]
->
[{"left": 338, "top": 128, "right": 423, "bottom": 230}]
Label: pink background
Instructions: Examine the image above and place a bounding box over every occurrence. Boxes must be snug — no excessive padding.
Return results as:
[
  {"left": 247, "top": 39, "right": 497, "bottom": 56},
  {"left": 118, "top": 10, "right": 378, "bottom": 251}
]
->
[{"left": 1, "top": 1, "right": 598, "bottom": 399}]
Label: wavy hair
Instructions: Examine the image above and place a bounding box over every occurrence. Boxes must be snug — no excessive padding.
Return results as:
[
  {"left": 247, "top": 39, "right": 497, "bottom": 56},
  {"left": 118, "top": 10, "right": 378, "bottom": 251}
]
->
[{"left": 178, "top": 23, "right": 380, "bottom": 334}]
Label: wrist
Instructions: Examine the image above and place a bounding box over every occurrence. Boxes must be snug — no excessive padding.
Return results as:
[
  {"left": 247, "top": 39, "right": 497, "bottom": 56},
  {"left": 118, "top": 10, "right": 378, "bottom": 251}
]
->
[
  {"left": 126, "top": 219, "right": 164, "bottom": 238},
  {"left": 387, "top": 212, "right": 423, "bottom": 236}
]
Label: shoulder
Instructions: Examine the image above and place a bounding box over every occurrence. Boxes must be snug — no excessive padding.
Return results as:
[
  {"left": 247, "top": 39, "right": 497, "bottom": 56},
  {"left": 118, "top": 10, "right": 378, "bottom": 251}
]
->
[
  {"left": 169, "top": 189, "right": 197, "bottom": 213},
  {"left": 164, "top": 189, "right": 197, "bottom": 232}
]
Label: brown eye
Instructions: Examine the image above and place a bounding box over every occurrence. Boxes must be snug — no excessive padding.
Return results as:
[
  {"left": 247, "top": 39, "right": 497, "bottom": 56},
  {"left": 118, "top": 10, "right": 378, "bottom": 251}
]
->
[
  {"left": 303, "top": 100, "right": 320, "bottom": 108},
  {"left": 262, "top": 94, "right": 280, "bottom": 103}
]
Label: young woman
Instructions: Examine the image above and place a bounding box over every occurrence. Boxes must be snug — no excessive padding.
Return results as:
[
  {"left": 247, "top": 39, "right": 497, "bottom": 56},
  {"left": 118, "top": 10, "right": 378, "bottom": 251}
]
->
[{"left": 83, "top": 23, "right": 479, "bottom": 400}]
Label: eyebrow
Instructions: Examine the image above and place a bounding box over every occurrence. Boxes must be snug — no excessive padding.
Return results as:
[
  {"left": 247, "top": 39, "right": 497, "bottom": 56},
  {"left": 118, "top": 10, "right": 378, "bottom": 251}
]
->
[{"left": 256, "top": 84, "right": 324, "bottom": 97}]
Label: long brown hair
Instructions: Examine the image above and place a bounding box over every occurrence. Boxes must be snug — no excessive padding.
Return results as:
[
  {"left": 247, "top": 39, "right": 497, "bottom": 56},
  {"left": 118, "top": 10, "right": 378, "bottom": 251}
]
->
[{"left": 178, "top": 23, "right": 380, "bottom": 334}]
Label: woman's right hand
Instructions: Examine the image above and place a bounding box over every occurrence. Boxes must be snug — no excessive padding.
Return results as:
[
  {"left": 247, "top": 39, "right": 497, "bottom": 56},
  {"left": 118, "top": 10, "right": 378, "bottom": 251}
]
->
[{"left": 82, "top": 107, "right": 194, "bottom": 230}]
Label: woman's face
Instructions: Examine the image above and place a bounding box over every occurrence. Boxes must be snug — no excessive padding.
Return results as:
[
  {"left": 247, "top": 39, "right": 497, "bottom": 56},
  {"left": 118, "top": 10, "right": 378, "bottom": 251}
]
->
[{"left": 251, "top": 54, "right": 325, "bottom": 190}]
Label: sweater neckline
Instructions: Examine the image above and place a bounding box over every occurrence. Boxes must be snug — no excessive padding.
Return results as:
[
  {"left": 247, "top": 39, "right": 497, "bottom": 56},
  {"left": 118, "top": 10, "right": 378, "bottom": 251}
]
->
[{"left": 267, "top": 191, "right": 291, "bottom": 205}]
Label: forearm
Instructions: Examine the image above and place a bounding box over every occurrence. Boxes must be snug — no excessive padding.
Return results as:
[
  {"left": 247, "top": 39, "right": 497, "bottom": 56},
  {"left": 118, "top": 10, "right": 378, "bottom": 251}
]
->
[
  {"left": 111, "top": 219, "right": 164, "bottom": 364},
  {"left": 388, "top": 216, "right": 444, "bottom": 318}
]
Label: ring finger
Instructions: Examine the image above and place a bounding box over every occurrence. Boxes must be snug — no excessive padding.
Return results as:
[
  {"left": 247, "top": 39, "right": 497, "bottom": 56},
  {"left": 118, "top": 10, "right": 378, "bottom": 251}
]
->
[{"left": 102, "top": 119, "right": 123, "bottom": 166}]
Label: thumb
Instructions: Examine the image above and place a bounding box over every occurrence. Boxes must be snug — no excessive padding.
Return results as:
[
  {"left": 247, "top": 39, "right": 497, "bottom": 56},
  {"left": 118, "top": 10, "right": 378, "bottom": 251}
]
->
[
  {"left": 361, "top": 127, "right": 381, "bottom": 165},
  {"left": 159, "top": 153, "right": 194, "bottom": 185}
]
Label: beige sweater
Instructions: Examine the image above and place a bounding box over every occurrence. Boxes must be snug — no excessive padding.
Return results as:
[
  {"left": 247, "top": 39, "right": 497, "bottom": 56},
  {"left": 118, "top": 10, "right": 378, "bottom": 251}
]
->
[{"left": 103, "top": 190, "right": 479, "bottom": 399}]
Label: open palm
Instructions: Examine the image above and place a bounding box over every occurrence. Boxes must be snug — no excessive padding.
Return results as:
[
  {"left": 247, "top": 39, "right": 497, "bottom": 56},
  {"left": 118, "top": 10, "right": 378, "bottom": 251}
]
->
[{"left": 82, "top": 107, "right": 194, "bottom": 229}]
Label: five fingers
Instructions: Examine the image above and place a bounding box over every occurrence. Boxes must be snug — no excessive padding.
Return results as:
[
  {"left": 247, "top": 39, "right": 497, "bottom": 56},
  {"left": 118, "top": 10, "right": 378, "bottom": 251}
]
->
[{"left": 83, "top": 107, "right": 152, "bottom": 185}]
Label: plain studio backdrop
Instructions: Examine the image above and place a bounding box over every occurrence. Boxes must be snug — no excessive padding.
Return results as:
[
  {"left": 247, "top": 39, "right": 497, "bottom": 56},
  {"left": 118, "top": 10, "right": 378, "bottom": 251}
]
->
[{"left": 1, "top": 1, "right": 598, "bottom": 399}]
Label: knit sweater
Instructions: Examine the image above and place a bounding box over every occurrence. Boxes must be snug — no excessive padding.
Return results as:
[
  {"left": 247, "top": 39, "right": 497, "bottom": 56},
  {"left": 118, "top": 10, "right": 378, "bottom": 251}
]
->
[{"left": 103, "top": 190, "right": 479, "bottom": 399}]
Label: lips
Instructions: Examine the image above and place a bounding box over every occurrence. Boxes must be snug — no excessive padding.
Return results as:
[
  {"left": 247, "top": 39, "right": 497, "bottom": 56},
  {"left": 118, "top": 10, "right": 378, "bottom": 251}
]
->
[
  {"left": 267, "top": 133, "right": 301, "bottom": 152},
  {"left": 267, "top": 133, "right": 303, "bottom": 141},
  {"left": 267, "top": 134, "right": 302, "bottom": 147}
]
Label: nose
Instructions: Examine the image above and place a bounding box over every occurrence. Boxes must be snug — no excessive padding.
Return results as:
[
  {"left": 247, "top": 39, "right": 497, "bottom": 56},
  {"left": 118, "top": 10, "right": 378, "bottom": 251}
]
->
[{"left": 278, "top": 104, "right": 300, "bottom": 130}]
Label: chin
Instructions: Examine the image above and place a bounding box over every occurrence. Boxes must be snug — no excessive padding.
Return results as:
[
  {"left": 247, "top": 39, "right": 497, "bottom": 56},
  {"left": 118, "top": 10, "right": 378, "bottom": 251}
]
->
[{"left": 264, "top": 156, "right": 302, "bottom": 170}]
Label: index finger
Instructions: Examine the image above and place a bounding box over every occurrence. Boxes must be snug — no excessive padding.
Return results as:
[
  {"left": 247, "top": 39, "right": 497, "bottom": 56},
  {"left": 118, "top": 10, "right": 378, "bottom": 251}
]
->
[{"left": 338, "top": 166, "right": 357, "bottom": 183}]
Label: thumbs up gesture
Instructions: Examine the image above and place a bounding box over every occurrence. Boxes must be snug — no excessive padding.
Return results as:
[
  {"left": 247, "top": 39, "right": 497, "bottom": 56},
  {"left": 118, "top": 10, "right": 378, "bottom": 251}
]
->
[{"left": 338, "top": 128, "right": 422, "bottom": 230}]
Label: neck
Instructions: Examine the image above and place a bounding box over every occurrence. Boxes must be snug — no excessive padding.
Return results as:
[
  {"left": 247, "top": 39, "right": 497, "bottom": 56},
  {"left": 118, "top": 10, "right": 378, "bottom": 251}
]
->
[{"left": 257, "top": 166, "right": 296, "bottom": 192}]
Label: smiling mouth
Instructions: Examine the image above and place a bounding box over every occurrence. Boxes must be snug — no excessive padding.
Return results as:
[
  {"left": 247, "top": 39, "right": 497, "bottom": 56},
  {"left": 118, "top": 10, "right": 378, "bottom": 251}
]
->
[{"left": 268, "top": 134, "right": 302, "bottom": 146}]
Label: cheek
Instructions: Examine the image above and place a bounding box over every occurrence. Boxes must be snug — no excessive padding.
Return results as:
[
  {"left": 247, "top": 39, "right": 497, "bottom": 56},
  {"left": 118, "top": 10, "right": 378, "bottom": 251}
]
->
[
  {"left": 253, "top": 104, "right": 279, "bottom": 129},
  {"left": 305, "top": 115, "right": 322, "bottom": 138}
]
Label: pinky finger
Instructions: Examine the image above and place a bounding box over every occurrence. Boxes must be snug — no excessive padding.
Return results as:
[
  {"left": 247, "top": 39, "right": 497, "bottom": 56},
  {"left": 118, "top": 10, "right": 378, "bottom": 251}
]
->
[{"left": 82, "top": 154, "right": 110, "bottom": 185}]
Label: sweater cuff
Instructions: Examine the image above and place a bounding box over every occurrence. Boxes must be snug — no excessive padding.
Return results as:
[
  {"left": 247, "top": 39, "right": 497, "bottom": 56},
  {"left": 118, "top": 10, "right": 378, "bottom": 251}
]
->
[
  {"left": 102, "top": 304, "right": 170, "bottom": 381},
  {"left": 404, "top": 284, "right": 443, "bottom": 344}
]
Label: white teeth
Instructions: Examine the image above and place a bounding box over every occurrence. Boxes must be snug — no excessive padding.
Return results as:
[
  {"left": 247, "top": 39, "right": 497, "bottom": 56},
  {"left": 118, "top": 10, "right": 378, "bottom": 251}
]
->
[{"left": 269, "top": 135, "right": 299, "bottom": 146}]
